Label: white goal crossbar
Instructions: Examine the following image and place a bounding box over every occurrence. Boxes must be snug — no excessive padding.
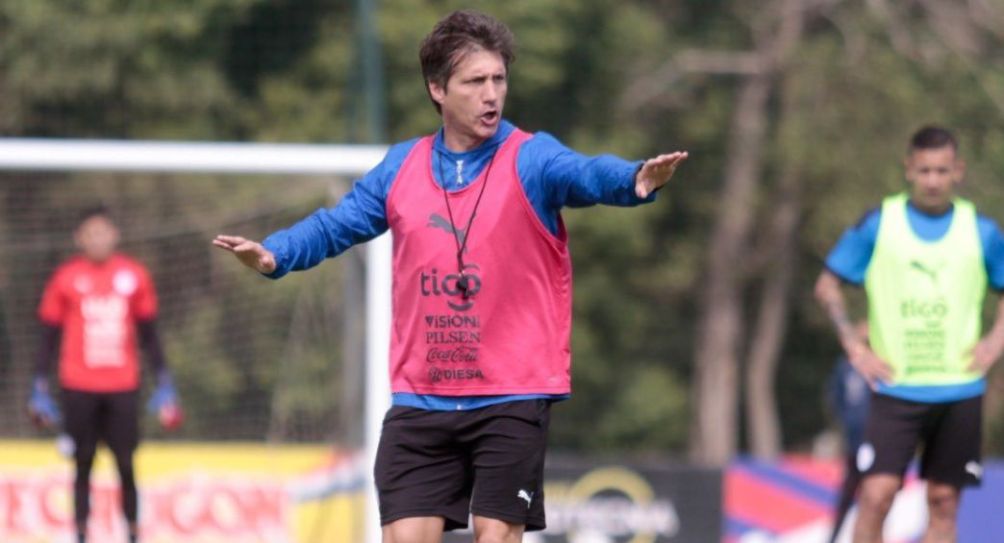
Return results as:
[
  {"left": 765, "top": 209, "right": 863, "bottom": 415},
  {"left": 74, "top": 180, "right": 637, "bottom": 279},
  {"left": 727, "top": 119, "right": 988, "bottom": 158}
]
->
[
  {"left": 0, "top": 138, "right": 387, "bottom": 174},
  {"left": 0, "top": 137, "right": 391, "bottom": 543}
]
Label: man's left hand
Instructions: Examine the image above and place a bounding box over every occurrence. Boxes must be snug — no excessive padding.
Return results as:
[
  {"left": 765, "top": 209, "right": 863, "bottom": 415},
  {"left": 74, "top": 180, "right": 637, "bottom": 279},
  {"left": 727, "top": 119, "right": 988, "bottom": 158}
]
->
[{"left": 635, "top": 151, "right": 689, "bottom": 199}]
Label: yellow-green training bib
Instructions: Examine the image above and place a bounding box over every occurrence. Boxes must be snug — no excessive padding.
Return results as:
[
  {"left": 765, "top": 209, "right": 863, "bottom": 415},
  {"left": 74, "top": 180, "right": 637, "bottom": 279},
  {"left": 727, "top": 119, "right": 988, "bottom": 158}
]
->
[{"left": 865, "top": 192, "right": 986, "bottom": 386}]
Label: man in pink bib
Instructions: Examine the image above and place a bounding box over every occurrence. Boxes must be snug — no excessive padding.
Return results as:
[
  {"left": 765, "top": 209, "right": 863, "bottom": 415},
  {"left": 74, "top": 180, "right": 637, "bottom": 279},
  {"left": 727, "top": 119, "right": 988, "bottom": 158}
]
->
[{"left": 215, "top": 10, "right": 687, "bottom": 543}]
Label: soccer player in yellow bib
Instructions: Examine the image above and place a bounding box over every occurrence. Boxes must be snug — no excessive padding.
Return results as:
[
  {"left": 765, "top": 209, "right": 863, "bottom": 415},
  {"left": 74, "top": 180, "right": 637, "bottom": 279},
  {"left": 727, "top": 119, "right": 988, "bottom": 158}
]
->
[{"left": 815, "top": 126, "right": 1004, "bottom": 543}]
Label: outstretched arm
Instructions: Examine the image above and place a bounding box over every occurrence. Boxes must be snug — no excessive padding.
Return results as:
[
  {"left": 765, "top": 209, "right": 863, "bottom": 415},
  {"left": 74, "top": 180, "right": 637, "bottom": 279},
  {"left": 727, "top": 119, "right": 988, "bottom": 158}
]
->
[
  {"left": 814, "top": 269, "right": 892, "bottom": 386},
  {"left": 521, "top": 133, "right": 688, "bottom": 211},
  {"left": 212, "top": 180, "right": 385, "bottom": 277},
  {"left": 213, "top": 143, "right": 416, "bottom": 278}
]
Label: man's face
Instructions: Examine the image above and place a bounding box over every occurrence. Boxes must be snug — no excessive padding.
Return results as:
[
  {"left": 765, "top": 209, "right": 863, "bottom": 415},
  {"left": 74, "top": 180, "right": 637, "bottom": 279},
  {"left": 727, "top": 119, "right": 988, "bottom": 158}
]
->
[
  {"left": 75, "top": 215, "right": 120, "bottom": 262},
  {"left": 904, "top": 146, "right": 964, "bottom": 213},
  {"left": 428, "top": 47, "right": 507, "bottom": 150}
]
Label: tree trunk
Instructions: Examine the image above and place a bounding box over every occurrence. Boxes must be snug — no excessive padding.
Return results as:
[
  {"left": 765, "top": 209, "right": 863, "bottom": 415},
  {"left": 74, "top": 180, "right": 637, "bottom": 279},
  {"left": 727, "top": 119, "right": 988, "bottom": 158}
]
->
[
  {"left": 745, "top": 165, "right": 801, "bottom": 459},
  {"left": 690, "top": 71, "right": 772, "bottom": 466},
  {"left": 690, "top": 0, "right": 808, "bottom": 466}
]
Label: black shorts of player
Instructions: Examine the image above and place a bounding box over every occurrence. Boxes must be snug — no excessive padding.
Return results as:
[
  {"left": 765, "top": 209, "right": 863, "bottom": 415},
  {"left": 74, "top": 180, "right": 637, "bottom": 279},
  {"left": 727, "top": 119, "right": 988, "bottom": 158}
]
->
[
  {"left": 375, "top": 399, "right": 551, "bottom": 532},
  {"left": 858, "top": 392, "right": 982, "bottom": 488},
  {"left": 63, "top": 388, "right": 140, "bottom": 457}
]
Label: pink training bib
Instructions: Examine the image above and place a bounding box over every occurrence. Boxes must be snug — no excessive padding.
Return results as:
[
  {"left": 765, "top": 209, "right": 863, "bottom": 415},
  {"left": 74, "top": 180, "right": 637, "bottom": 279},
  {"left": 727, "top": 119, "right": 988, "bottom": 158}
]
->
[{"left": 386, "top": 129, "right": 572, "bottom": 395}]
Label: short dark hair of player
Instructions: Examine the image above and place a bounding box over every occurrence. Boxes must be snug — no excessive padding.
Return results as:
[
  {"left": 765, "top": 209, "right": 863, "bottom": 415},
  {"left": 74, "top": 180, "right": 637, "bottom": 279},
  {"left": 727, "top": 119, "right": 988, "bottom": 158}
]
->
[
  {"left": 419, "top": 10, "right": 516, "bottom": 114},
  {"left": 76, "top": 204, "right": 114, "bottom": 228},
  {"left": 909, "top": 125, "right": 958, "bottom": 154}
]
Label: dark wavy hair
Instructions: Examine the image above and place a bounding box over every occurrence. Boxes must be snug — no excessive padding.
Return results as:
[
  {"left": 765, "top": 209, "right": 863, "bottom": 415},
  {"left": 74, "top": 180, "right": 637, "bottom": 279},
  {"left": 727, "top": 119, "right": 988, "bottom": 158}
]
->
[{"left": 419, "top": 10, "right": 515, "bottom": 113}]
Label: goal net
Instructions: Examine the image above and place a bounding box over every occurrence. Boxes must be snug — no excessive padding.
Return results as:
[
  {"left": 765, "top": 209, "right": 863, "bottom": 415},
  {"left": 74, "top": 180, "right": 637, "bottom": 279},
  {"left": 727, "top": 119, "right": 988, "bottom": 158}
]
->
[
  {"left": 0, "top": 138, "right": 391, "bottom": 442},
  {"left": 0, "top": 138, "right": 390, "bottom": 542}
]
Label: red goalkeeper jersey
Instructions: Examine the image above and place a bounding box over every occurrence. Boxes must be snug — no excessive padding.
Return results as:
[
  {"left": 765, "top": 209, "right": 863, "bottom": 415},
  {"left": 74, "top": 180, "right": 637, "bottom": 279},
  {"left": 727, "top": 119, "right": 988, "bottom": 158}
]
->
[{"left": 38, "top": 254, "right": 157, "bottom": 392}]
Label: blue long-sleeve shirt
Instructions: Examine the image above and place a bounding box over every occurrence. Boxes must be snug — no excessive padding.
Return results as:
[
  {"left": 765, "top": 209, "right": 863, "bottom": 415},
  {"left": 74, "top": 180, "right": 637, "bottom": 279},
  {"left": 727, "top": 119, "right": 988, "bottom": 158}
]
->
[{"left": 262, "top": 120, "right": 654, "bottom": 410}]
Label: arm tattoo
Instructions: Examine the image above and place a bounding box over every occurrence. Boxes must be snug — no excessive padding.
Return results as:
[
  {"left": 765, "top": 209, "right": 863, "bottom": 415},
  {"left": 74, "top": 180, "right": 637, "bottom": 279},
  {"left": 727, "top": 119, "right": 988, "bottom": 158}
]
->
[{"left": 825, "top": 299, "right": 857, "bottom": 346}]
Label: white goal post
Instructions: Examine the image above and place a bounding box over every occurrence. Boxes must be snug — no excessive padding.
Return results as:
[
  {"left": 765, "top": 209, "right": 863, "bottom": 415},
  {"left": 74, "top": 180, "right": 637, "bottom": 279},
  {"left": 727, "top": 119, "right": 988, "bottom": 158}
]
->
[{"left": 0, "top": 137, "right": 391, "bottom": 543}]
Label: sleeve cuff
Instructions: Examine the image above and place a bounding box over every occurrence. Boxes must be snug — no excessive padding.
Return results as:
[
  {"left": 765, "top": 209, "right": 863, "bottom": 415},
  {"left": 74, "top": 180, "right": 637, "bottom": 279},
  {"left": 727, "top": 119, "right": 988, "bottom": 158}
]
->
[
  {"left": 262, "top": 237, "right": 289, "bottom": 280},
  {"left": 630, "top": 161, "right": 658, "bottom": 204}
]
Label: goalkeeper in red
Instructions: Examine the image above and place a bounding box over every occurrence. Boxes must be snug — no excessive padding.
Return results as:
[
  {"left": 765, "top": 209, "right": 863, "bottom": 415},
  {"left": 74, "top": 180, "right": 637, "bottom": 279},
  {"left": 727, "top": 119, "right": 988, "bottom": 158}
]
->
[
  {"left": 29, "top": 206, "right": 180, "bottom": 543},
  {"left": 215, "top": 9, "right": 686, "bottom": 543}
]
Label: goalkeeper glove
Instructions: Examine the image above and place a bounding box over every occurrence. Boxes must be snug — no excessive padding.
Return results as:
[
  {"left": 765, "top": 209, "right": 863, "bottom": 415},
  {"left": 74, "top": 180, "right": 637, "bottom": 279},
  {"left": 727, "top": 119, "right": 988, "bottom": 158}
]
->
[
  {"left": 147, "top": 371, "right": 183, "bottom": 431},
  {"left": 28, "top": 377, "right": 60, "bottom": 429}
]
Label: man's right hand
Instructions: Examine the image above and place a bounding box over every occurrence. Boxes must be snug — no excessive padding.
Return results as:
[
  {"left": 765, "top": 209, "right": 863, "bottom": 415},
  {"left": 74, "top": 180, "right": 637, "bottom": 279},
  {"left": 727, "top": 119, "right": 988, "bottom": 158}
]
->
[
  {"left": 212, "top": 235, "right": 277, "bottom": 274},
  {"left": 844, "top": 339, "right": 894, "bottom": 388},
  {"left": 28, "top": 378, "right": 60, "bottom": 429}
]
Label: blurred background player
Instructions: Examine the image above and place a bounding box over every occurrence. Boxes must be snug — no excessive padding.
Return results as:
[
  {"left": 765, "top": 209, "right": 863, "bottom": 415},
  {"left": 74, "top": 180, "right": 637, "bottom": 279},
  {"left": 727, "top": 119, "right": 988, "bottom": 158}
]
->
[
  {"left": 28, "top": 205, "right": 181, "bottom": 543},
  {"left": 826, "top": 320, "right": 870, "bottom": 543},
  {"left": 815, "top": 126, "right": 1004, "bottom": 543}
]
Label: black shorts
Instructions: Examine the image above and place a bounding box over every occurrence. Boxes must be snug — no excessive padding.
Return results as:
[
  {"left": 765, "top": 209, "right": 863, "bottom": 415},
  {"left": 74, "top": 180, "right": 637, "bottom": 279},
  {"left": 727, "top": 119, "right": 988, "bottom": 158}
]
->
[
  {"left": 857, "top": 392, "right": 982, "bottom": 488},
  {"left": 62, "top": 388, "right": 140, "bottom": 460},
  {"left": 374, "top": 399, "right": 551, "bottom": 532}
]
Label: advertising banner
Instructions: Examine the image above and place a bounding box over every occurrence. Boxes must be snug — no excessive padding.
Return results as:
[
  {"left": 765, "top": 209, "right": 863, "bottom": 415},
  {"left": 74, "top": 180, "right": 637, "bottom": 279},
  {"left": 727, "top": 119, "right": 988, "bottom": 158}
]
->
[
  {"left": 724, "top": 456, "right": 1004, "bottom": 543},
  {"left": 12, "top": 441, "right": 1002, "bottom": 543},
  {"left": 0, "top": 440, "right": 365, "bottom": 543},
  {"left": 444, "top": 459, "right": 722, "bottom": 543}
]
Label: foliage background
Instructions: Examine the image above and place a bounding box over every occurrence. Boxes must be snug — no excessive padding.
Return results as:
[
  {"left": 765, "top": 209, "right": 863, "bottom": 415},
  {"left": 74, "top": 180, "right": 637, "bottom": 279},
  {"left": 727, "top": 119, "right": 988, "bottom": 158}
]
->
[{"left": 2, "top": 0, "right": 1004, "bottom": 461}]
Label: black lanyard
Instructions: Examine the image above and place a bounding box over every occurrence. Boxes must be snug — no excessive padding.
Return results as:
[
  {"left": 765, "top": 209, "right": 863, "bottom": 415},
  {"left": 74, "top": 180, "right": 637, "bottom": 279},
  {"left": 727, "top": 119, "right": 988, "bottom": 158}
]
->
[{"left": 438, "top": 146, "right": 497, "bottom": 298}]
